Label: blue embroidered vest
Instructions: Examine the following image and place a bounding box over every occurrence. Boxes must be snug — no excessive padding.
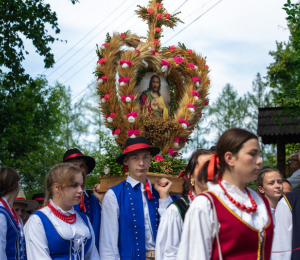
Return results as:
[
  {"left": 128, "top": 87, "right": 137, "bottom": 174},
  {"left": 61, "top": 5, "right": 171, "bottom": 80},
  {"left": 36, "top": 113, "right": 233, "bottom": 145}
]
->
[
  {"left": 33, "top": 210, "right": 92, "bottom": 260},
  {"left": 74, "top": 191, "right": 101, "bottom": 251},
  {"left": 283, "top": 190, "right": 300, "bottom": 260},
  {"left": 111, "top": 180, "right": 178, "bottom": 260},
  {"left": 0, "top": 206, "right": 26, "bottom": 260}
]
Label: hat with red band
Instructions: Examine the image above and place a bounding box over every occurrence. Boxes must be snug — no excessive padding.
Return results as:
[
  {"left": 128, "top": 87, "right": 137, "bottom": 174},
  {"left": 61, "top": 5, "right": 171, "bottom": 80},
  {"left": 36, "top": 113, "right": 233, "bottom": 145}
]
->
[
  {"left": 116, "top": 137, "right": 160, "bottom": 164},
  {"left": 63, "top": 148, "right": 95, "bottom": 174}
]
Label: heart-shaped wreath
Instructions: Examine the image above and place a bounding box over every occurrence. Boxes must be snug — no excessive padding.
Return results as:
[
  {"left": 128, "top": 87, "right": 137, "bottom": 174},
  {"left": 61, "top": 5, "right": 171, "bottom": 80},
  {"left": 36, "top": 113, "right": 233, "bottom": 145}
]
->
[{"left": 94, "top": 0, "right": 210, "bottom": 155}]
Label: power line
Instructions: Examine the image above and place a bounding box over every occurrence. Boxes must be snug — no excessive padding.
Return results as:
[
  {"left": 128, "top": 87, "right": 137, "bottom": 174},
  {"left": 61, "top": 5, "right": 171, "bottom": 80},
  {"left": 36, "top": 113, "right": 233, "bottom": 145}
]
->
[
  {"left": 44, "top": 0, "right": 138, "bottom": 78},
  {"left": 172, "top": 0, "right": 189, "bottom": 14},
  {"left": 162, "top": 0, "right": 223, "bottom": 45}
]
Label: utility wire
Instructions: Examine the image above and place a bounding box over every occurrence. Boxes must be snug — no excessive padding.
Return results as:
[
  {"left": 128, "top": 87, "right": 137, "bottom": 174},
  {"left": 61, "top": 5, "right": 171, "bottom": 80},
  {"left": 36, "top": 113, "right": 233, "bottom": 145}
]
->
[
  {"left": 45, "top": 0, "right": 138, "bottom": 78},
  {"left": 162, "top": 0, "right": 223, "bottom": 45},
  {"left": 172, "top": 0, "right": 189, "bottom": 14}
]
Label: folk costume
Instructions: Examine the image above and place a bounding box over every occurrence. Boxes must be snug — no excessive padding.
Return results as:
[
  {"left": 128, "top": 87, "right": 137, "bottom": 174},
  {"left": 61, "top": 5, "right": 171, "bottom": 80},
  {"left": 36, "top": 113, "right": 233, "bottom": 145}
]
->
[
  {"left": 0, "top": 197, "right": 26, "bottom": 260},
  {"left": 176, "top": 156, "right": 274, "bottom": 260},
  {"left": 155, "top": 192, "right": 194, "bottom": 260},
  {"left": 99, "top": 137, "right": 175, "bottom": 260},
  {"left": 63, "top": 148, "right": 101, "bottom": 252},
  {"left": 271, "top": 190, "right": 300, "bottom": 260},
  {"left": 24, "top": 199, "right": 99, "bottom": 260}
]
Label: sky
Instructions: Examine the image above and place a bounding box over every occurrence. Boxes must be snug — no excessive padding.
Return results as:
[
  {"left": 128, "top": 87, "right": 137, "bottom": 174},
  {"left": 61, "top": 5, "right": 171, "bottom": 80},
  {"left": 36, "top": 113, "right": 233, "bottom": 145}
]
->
[{"left": 20, "top": 0, "right": 291, "bottom": 104}]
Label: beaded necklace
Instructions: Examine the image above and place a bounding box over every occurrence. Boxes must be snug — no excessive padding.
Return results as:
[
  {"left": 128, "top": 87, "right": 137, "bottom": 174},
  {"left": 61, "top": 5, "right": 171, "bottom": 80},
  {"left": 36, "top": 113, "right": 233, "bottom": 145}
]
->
[{"left": 47, "top": 201, "right": 76, "bottom": 224}]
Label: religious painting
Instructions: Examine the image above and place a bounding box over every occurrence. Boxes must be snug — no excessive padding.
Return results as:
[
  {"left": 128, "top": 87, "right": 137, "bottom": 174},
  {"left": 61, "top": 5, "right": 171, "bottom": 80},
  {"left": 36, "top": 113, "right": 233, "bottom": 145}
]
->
[{"left": 136, "top": 72, "right": 170, "bottom": 118}]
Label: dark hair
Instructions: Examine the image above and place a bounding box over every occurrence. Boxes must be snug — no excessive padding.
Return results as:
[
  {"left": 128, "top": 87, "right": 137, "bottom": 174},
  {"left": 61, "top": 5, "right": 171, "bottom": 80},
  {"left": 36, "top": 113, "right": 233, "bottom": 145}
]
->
[
  {"left": 213, "top": 128, "right": 258, "bottom": 177},
  {"left": 147, "top": 75, "right": 161, "bottom": 96},
  {"left": 181, "top": 149, "right": 212, "bottom": 203},
  {"left": 45, "top": 163, "right": 86, "bottom": 205},
  {"left": 0, "top": 166, "right": 20, "bottom": 197},
  {"left": 256, "top": 167, "right": 282, "bottom": 188},
  {"left": 282, "top": 178, "right": 292, "bottom": 187}
]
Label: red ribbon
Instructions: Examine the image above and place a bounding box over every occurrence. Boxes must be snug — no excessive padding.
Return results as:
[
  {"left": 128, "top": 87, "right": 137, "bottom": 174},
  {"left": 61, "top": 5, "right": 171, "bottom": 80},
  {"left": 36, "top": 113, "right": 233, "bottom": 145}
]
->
[
  {"left": 80, "top": 195, "right": 86, "bottom": 213},
  {"left": 124, "top": 143, "right": 150, "bottom": 154},
  {"left": 64, "top": 153, "right": 84, "bottom": 161},
  {"left": 33, "top": 198, "right": 44, "bottom": 201},
  {"left": 145, "top": 182, "right": 153, "bottom": 200},
  {"left": 177, "top": 171, "right": 187, "bottom": 181},
  {"left": 207, "top": 154, "right": 220, "bottom": 180}
]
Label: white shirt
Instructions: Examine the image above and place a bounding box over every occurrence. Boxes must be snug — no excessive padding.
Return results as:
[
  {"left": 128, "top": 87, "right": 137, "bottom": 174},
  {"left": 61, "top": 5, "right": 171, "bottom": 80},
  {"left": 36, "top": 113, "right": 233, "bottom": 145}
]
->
[
  {"left": 271, "top": 198, "right": 292, "bottom": 260},
  {"left": 288, "top": 168, "right": 300, "bottom": 189},
  {"left": 176, "top": 181, "right": 271, "bottom": 260},
  {"left": 0, "top": 197, "right": 24, "bottom": 260},
  {"left": 99, "top": 175, "right": 173, "bottom": 260},
  {"left": 24, "top": 199, "right": 99, "bottom": 260},
  {"left": 155, "top": 193, "right": 194, "bottom": 260}
]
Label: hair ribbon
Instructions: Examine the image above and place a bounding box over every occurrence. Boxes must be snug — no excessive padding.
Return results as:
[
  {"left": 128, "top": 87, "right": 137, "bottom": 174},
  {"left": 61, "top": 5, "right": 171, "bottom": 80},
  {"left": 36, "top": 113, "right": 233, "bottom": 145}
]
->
[{"left": 207, "top": 154, "right": 220, "bottom": 180}]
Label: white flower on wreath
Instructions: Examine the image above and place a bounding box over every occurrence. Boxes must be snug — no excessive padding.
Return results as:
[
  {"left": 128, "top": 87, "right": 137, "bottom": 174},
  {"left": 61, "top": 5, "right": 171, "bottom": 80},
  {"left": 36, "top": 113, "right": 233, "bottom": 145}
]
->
[
  {"left": 101, "top": 99, "right": 106, "bottom": 104},
  {"left": 122, "top": 63, "right": 129, "bottom": 69},
  {"left": 174, "top": 142, "right": 179, "bottom": 147},
  {"left": 181, "top": 123, "right": 188, "bottom": 129},
  {"left": 130, "top": 134, "right": 136, "bottom": 138},
  {"left": 104, "top": 165, "right": 111, "bottom": 175},
  {"left": 120, "top": 82, "right": 125, "bottom": 86},
  {"left": 128, "top": 116, "right": 135, "bottom": 123},
  {"left": 161, "top": 65, "right": 168, "bottom": 73},
  {"left": 97, "top": 78, "right": 103, "bottom": 84},
  {"left": 194, "top": 96, "right": 199, "bottom": 100},
  {"left": 107, "top": 117, "right": 113, "bottom": 123},
  {"left": 196, "top": 82, "right": 200, "bottom": 87},
  {"left": 113, "top": 134, "right": 119, "bottom": 139},
  {"left": 128, "top": 47, "right": 135, "bottom": 52},
  {"left": 148, "top": 46, "right": 152, "bottom": 50},
  {"left": 188, "top": 107, "right": 195, "bottom": 113},
  {"left": 126, "top": 97, "right": 131, "bottom": 102}
]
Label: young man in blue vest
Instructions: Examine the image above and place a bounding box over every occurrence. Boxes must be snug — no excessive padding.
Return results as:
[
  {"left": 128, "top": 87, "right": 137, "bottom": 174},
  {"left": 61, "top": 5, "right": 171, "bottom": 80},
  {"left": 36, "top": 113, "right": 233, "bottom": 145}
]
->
[
  {"left": 63, "top": 148, "right": 103, "bottom": 252},
  {"left": 100, "top": 137, "right": 175, "bottom": 260}
]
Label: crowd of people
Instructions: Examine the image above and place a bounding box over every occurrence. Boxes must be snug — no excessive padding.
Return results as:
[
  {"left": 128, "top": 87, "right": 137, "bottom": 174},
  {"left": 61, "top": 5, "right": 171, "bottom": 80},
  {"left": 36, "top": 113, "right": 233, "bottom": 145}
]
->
[{"left": 1, "top": 127, "right": 300, "bottom": 259}]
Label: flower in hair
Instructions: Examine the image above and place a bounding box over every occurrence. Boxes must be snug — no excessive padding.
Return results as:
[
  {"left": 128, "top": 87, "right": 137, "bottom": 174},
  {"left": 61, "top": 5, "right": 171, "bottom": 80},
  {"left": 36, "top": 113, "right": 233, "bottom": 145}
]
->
[
  {"left": 157, "top": 13, "right": 163, "bottom": 20},
  {"left": 187, "top": 49, "right": 193, "bottom": 53},
  {"left": 165, "top": 13, "right": 171, "bottom": 19},
  {"left": 188, "top": 63, "right": 195, "bottom": 69},
  {"left": 190, "top": 90, "right": 200, "bottom": 100},
  {"left": 187, "top": 103, "right": 195, "bottom": 113},
  {"left": 155, "top": 27, "right": 161, "bottom": 32},
  {"left": 153, "top": 39, "right": 159, "bottom": 45},
  {"left": 120, "top": 33, "right": 126, "bottom": 39},
  {"left": 147, "top": 8, "right": 154, "bottom": 14},
  {"left": 170, "top": 46, "right": 175, "bottom": 51}
]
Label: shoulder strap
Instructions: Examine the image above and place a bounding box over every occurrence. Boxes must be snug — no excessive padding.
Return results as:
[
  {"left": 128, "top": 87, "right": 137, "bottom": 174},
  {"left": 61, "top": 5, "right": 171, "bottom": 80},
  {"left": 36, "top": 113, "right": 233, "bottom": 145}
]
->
[{"left": 169, "top": 198, "right": 189, "bottom": 221}]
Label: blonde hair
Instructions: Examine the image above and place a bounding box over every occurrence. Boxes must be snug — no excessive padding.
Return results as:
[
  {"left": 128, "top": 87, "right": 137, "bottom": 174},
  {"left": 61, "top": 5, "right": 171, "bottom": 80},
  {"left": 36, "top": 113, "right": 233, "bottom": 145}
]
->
[{"left": 44, "top": 163, "right": 86, "bottom": 204}]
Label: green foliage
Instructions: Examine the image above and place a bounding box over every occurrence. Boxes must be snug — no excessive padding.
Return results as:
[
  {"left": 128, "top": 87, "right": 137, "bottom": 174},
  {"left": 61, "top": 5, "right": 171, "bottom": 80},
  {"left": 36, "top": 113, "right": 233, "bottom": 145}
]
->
[
  {"left": 149, "top": 154, "right": 186, "bottom": 176},
  {"left": 178, "top": 42, "right": 187, "bottom": 51},
  {"left": 0, "top": 0, "right": 77, "bottom": 84}
]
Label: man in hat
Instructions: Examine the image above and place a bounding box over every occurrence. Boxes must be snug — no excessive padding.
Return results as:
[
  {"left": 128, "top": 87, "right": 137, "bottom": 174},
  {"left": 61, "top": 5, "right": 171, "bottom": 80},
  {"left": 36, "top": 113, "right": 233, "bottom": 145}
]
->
[
  {"left": 63, "top": 148, "right": 102, "bottom": 252},
  {"left": 13, "top": 189, "right": 39, "bottom": 223},
  {"left": 32, "top": 193, "right": 45, "bottom": 209},
  {"left": 100, "top": 137, "right": 177, "bottom": 260}
]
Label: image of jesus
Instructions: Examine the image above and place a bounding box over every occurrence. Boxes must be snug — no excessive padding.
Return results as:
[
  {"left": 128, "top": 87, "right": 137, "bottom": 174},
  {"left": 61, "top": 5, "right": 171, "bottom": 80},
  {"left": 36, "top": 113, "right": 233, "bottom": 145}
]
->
[{"left": 139, "top": 75, "right": 168, "bottom": 118}]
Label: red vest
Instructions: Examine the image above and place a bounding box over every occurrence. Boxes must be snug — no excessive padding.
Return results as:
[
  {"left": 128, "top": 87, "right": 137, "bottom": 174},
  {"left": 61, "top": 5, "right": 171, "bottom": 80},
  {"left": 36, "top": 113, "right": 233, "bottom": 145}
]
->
[{"left": 200, "top": 191, "right": 274, "bottom": 260}]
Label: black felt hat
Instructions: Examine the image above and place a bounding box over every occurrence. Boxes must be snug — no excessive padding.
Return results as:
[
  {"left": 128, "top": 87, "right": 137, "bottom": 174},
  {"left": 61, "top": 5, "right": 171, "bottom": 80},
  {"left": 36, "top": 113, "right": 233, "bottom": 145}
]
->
[
  {"left": 63, "top": 148, "right": 95, "bottom": 174},
  {"left": 32, "top": 193, "right": 45, "bottom": 202},
  {"left": 116, "top": 137, "right": 160, "bottom": 164}
]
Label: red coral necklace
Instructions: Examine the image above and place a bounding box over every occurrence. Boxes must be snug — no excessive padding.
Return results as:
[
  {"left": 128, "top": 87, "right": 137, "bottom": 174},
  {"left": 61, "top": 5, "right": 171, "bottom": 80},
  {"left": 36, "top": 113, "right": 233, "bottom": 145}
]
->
[
  {"left": 188, "top": 190, "right": 194, "bottom": 201},
  {"left": 47, "top": 201, "right": 76, "bottom": 224},
  {"left": 0, "top": 198, "right": 19, "bottom": 225},
  {"left": 218, "top": 175, "right": 257, "bottom": 213}
]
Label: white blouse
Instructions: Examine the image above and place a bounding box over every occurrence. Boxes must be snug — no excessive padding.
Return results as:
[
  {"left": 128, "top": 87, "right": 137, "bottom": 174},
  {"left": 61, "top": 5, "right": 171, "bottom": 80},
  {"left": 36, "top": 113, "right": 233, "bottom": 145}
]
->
[
  {"left": 155, "top": 193, "right": 194, "bottom": 260},
  {"left": 24, "top": 199, "right": 99, "bottom": 260},
  {"left": 99, "top": 176, "right": 173, "bottom": 260},
  {"left": 0, "top": 197, "right": 24, "bottom": 260},
  {"left": 176, "top": 181, "right": 271, "bottom": 260}
]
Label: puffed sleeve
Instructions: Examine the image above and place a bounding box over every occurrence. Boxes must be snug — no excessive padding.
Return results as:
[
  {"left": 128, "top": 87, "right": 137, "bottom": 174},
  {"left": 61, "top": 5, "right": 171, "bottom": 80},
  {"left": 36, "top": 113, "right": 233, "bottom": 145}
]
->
[
  {"left": 176, "top": 195, "right": 215, "bottom": 260},
  {"left": 24, "top": 214, "right": 52, "bottom": 260},
  {"left": 0, "top": 213, "right": 7, "bottom": 260},
  {"left": 155, "top": 204, "right": 183, "bottom": 260}
]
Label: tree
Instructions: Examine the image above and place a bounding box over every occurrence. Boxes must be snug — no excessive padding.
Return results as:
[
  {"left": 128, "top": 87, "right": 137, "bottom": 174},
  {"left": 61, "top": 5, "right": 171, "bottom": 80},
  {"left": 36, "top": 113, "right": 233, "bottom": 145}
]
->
[
  {"left": 208, "top": 84, "right": 250, "bottom": 140},
  {"left": 0, "top": 0, "right": 78, "bottom": 84}
]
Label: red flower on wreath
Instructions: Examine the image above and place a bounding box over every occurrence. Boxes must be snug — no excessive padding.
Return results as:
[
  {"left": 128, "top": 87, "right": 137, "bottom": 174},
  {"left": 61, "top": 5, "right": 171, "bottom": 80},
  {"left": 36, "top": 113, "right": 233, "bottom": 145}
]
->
[
  {"left": 187, "top": 49, "right": 193, "bottom": 53},
  {"left": 101, "top": 75, "right": 107, "bottom": 81},
  {"left": 205, "top": 64, "right": 209, "bottom": 69},
  {"left": 153, "top": 39, "right": 159, "bottom": 45},
  {"left": 174, "top": 56, "right": 183, "bottom": 63},
  {"left": 188, "top": 63, "right": 195, "bottom": 69},
  {"left": 199, "top": 112, "right": 203, "bottom": 118},
  {"left": 161, "top": 60, "right": 170, "bottom": 68},
  {"left": 97, "top": 58, "right": 106, "bottom": 65},
  {"left": 121, "top": 165, "right": 128, "bottom": 172},
  {"left": 133, "top": 129, "right": 140, "bottom": 136},
  {"left": 135, "top": 48, "right": 141, "bottom": 55},
  {"left": 168, "top": 148, "right": 174, "bottom": 156},
  {"left": 120, "top": 33, "right": 126, "bottom": 39},
  {"left": 205, "top": 100, "right": 208, "bottom": 106},
  {"left": 170, "top": 46, "right": 175, "bottom": 51},
  {"left": 151, "top": 49, "right": 156, "bottom": 55},
  {"left": 155, "top": 27, "right": 161, "bottom": 32},
  {"left": 104, "top": 94, "right": 110, "bottom": 100},
  {"left": 102, "top": 43, "right": 109, "bottom": 47},
  {"left": 114, "top": 129, "right": 121, "bottom": 135},
  {"left": 110, "top": 112, "right": 116, "bottom": 118},
  {"left": 165, "top": 13, "right": 171, "bottom": 19},
  {"left": 156, "top": 3, "right": 162, "bottom": 9},
  {"left": 157, "top": 13, "right": 163, "bottom": 20},
  {"left": 147, "top": 8, "right": 154, "bottom": 14},
  {"left": 183, "top": 138, "right": 187, "bottom": 143},
  {"left": 155, "top": 154, "right": 164, "bottom": 161}
]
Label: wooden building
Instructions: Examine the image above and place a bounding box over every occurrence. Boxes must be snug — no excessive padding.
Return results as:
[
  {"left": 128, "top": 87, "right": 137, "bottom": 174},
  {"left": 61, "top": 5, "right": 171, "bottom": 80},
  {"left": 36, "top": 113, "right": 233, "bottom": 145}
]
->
[{"left": 257, "top": 107, "right": 300, "bottom": 176}]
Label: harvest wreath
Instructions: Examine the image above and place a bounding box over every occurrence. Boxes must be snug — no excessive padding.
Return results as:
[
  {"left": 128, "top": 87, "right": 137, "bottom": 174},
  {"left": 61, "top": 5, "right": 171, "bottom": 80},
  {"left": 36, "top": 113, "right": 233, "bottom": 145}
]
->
[{"left": 93, "top": 0, "right": 210, "bottom": 190}]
